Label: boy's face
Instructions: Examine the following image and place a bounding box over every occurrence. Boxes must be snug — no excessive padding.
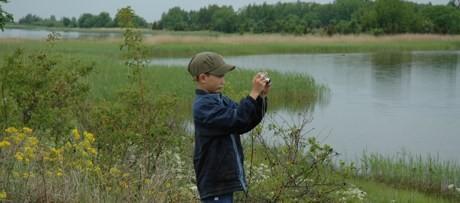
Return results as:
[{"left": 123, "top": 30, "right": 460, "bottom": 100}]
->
[{"left": 198, "top": 73, "right": 225, "bottom": 93}]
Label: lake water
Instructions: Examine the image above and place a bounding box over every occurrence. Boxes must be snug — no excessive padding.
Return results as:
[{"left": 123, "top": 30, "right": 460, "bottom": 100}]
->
[
  {"left": 151, "top": 52, "right": 460, "bottom": 162},
  {"left": 0, "top": 28, "right": 122, "bottom": 39}
]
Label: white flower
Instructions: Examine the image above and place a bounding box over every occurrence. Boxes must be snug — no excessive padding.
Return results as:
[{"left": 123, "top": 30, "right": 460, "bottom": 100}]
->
[
  {"left": 189, "top": 185, "right": 197, "bottom": 192},
  {"left": 456, "top": 188, "right": 460, "bottom": 193},
  {"left": 448, "top": 184, "right": 455, "bottom": 190},
  {"left": 341, "top": 186, "right": 367, "bottom": 201},
  {"left": 174, "top": 153, "right": 181, "bottom": 161}
]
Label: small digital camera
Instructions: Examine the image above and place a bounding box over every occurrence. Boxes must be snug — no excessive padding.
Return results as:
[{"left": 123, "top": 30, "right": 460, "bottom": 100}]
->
[
  {"left": 261, "top": 72, "right": 271, "bottom": 85},
  {"left": 264, "top": 77, "right": 271, "bottom": 85}
]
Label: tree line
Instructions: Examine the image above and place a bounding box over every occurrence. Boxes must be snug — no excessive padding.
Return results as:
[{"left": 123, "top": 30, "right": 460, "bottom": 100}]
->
[
  {"left": 3, "top": 0, "right": 460, "bottom": 34},
  {"left": 155, "top": 0, "right": 460, "bottom": 35},
  {"left": 16, "top": 11, "right": 149, "bottom": 28}
]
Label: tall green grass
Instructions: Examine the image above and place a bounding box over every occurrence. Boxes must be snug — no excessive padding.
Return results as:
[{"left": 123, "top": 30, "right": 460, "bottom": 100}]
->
[
  {"left": 357, "top": 151, "right": 460, "bottom": 201},
  {"left": 87, "top": 62, "right": 327, "bottom": 113},
  {"left": 353, "top": 179, "right": 454, "bottom": 203},
  {"left": 0, "top": 39, "right": 328, "bottom": 113}
]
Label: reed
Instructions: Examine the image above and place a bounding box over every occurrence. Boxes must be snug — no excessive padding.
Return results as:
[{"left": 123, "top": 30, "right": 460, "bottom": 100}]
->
[{"left": 357, "top": 151, "right": 460, "bottom": 201}]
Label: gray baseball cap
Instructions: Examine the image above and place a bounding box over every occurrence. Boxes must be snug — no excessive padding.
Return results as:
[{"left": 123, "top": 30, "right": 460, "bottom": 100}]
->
[{"left": 187, "top": 52, "right": 235, "bottom": 77}]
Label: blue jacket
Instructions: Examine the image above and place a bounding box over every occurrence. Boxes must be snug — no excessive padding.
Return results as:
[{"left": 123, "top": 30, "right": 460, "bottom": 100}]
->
[{"left": 192, "top": 89, "right": 267, "bottom": 199}]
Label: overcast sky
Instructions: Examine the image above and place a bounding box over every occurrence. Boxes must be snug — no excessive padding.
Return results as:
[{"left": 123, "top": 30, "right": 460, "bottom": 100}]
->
[{"left": 4, "top": 0, "right": 450, "bottom": 22}]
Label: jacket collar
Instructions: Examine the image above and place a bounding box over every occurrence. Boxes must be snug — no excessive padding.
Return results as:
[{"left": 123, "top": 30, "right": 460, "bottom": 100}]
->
[{"left": 195, "top": 89, "right": 221, "bottom": 96}]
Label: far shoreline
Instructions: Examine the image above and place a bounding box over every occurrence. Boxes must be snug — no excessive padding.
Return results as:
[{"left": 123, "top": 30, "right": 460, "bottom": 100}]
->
[{"left": 2, "top": 25, "right": 460, "bottom": 58}]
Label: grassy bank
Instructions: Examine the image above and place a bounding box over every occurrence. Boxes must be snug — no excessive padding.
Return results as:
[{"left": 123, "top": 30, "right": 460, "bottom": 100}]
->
[
  {"left": 146, "top": 34, "right": 460, "bottom": 58},
  {"left": 2, "top": 33, "right": 460, "bottom": 58}
]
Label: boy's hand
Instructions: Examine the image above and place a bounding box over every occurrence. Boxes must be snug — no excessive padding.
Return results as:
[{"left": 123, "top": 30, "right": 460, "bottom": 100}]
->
[
  {"left": 250, "top": 72, "right": 269, "bottom": 100},
  {"left": 261, "top": 83, "right": 271, "bottom": 97}
]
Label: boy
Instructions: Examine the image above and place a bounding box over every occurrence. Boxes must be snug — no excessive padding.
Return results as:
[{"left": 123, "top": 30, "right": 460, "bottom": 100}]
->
[{"left": 188, "top": 52, "right": 270, "bottom": 202}]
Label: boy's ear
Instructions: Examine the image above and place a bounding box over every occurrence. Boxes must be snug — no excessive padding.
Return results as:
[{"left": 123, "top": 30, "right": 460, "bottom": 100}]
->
[{"left": 197, "top": 73, "right": 207, "bottom": 82}]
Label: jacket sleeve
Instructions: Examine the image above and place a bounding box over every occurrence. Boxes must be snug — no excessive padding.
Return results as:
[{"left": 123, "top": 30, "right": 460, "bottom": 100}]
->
[
  {"left": 246, "top": 96, "right": 267, "bottom": 132},
  {"left": 194, "top": 95, "right": 266, "bottom": 135}
]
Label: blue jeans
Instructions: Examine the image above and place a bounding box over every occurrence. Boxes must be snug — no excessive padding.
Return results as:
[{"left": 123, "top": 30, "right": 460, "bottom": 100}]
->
[{"left": 201, "top": 193, "right": 233, "bottom": 203}]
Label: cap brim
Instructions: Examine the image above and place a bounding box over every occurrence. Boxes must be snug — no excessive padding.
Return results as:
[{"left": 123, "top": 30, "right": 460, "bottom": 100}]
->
[{"left": 209, "top": 63, "right": 235, "bottom": 76}]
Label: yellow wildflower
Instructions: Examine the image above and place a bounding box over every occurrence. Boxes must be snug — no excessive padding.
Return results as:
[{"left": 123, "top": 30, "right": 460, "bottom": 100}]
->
[
  {"left": 56, "top": 168, "right": 63, "bottom": 177},
  {"left": 24, "top": 146, "right": 35, "bottom": 158},
  {"left": 50, "top": 147, "right": 59, "bottom": 155},
  {"left": 25, "top": 136, "right": 39, "bottom": 146},
  {"left": 23, "top": 127, "right": 33, "bottom": 134},
  {"left": 80, "top": 150, "right": 89, "bottom": 158},
  {"left": 0, "top": 140, "right": 11, "bottom": 148},
  {"left": 83, "top": 131, "right": 95, "bottom": 143},
  {"left": 86, "top": 160, "right": 94, "bottom": 168},
  {"left": 5, "top": 127, "right": 18, "bottom": 134},
  {"left": 87, "top": 147, "right": 97, "bottom": 155},
  {"left": 80, "top": 140, "right": 91, "bottom": 149},
  {"left": 72, "top": 129, "right": 80, "bottom": 141},
  {"left": 0, "top": 191, "right": 7, "bottom": 199},
  {"left": 12, "top": 133, "right": 25, "bottom": 144},
  {"left": 65, "top": 141, "right": 72, "bottom": 149},
  {"left": 46, "top": 147, "right": 63, "bottom": 162},
  {"left": 15, "top": 152, "right": 24, "bottom": 161}
]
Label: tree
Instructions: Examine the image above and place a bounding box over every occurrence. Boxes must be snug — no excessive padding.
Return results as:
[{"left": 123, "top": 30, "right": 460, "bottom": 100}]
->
[
  {"left": 210, "top": 6, "right": 238, "bottom": 33},
  {"left": 282, "top": 14, "right": 304, "bottom": 34},
  {"left": 158, "top": 7, "right": 188, "bottom": 30},
  {"left": 151, "top": 21, "right": 161, "bottom": 30},
  {"left": 18, "top": 14, "right": 42, "bottom": 24},
  {"left": 62, "top": 17, "right": 71, "bottom": 27},
  {"left": 422, "top": 5, "right": 460, "bottom": 34},
  {"left": 91, "top": 12, "right": 113, "bottom": 27},
  {"left": 78, "top": 13, "right": 96, "bottom": 28},
  {"left": 0, "top": 0, "right": 13, "bottom": 31},
  {"left": 448, "top": 0, "right": 460, "bottom": 8},
  {"left": 70, "top": 17, "right": 78, "bottom": 27},
  {"left": 374, "top": 0, "right": 411, "bottom": 33},
  {"left": 132, "top": 15, "right": 148, "bottom": 28},
  {"left": 44, "top": 15, "right": 59, "bottom": 27},
  {"left": 50, "top": 15, "right": 56, "bottom": 22},
  {"left": 333, "top": 0, "right": 366, "bottom": 21},
  {"left": 115, "top": 6, "right": 135, "bottom": 28}
]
